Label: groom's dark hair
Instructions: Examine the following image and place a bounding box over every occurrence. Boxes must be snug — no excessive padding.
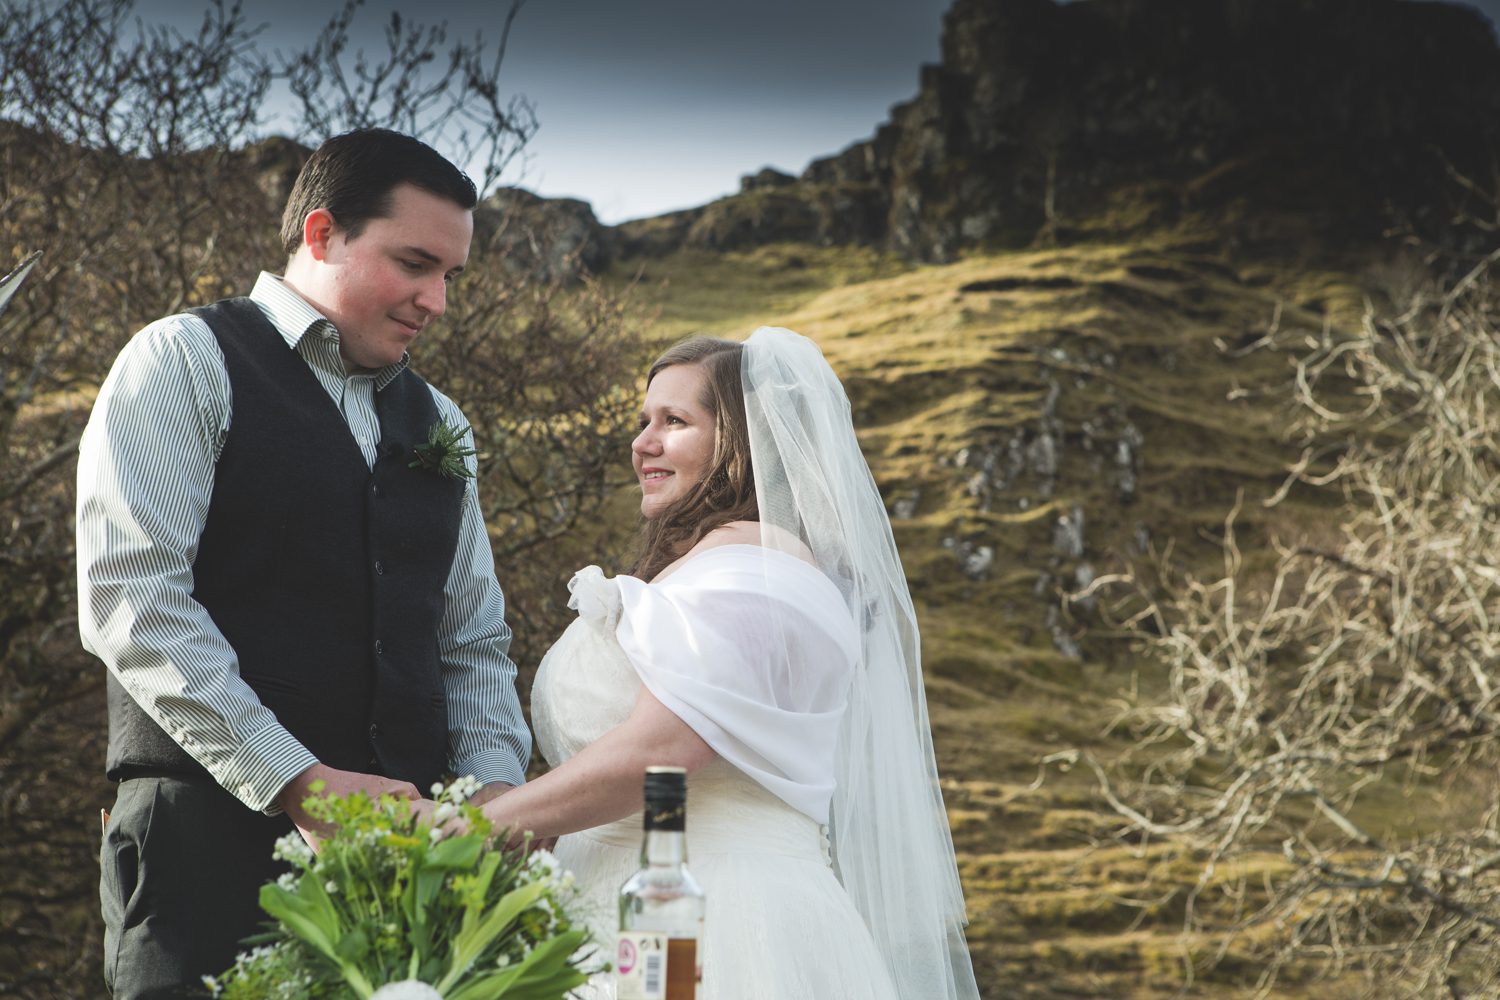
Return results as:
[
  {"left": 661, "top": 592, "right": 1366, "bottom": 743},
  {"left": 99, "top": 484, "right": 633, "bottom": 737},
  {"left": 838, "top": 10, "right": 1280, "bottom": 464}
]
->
[
  {"left": 633, "top": 337, "right": 759, "bottom": 582},
  {"left": 279, "top": 128, "right": 478, "bottom": 258}
]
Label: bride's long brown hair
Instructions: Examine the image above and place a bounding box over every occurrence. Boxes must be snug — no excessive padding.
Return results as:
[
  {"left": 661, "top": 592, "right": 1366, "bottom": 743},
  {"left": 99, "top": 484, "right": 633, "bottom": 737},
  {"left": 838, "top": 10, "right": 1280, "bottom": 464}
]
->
[{"left": 631, "top": 337, "right": 759, "bottom": 581}]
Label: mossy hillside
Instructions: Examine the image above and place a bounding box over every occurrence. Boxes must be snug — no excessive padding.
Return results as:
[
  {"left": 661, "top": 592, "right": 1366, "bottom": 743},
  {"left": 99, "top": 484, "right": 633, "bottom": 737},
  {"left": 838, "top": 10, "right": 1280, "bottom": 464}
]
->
[
  {"left": 603, "top": 235, "right": 1434, "bottom": 997},
  {"left": 609, "top": 243, "right": 908, "bottom": 343}
]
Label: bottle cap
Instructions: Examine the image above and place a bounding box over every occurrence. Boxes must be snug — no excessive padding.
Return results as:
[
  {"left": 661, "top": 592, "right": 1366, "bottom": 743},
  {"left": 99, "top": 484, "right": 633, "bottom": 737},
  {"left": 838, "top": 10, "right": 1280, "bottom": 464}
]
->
[{"left": 643, "top": 766, "right": 686, "bottom": 830}]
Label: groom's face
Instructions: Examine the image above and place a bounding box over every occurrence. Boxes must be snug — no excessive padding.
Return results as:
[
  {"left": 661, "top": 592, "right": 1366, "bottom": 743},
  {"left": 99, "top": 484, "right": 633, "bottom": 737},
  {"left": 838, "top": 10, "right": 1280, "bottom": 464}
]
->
[
  {"left": 633, "top": 362, "right": 717, "bottom": 520},
  {"left": 299, "top": 182, "right": 473, "bottom": 369}
]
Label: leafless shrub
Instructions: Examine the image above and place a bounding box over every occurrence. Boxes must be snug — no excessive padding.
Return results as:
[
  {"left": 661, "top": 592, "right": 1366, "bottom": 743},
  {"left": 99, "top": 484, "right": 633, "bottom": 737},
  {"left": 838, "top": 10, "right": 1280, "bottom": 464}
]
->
[
  {"left": 0, "top": 0, "right": 282, "bottom": 754},
  {"left": 279, "top": 0, "right": 537, "bottom": 199},
  {"left": 0, "top": 0, "right": 642, "bottom": 751},
  {"left": 1076, "top": 256, "right": 1500, "bottom": 997},
  {"left": 420, "top": 228, "right": 653, "bottom": 670}
]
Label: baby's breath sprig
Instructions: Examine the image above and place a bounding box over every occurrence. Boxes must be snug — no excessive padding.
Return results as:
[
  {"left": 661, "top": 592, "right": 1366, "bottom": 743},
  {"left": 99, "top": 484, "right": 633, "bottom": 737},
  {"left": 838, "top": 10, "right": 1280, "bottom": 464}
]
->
[{"left": 409, "top": 419, "right": 477, "bottom": 481}]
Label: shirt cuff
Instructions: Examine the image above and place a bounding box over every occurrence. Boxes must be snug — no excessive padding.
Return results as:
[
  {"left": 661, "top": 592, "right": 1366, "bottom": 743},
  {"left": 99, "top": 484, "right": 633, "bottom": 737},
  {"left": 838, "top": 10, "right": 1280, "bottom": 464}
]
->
[
  {"left": 453, "top": 751, "right": 527, "bottom": 789},
  {"left": 207, "top": 720, "right": 320, "bottom": 814}
]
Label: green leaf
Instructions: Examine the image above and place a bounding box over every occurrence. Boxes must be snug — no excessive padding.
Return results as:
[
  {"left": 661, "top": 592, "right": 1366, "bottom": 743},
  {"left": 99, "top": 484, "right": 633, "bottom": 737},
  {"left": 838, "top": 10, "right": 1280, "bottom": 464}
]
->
[
  {"left": 458, "top": 853, "right": 504, "bottom": 931},
  {"left": 479, "top": 931, "right": 590, "bottom": 1000},
  {"left": 442, "top": 963, "right": 527, "bottom": 1000},
  {"left": 259, "top": 881, "right": 376, "bottom": 998},
  {"left": 503, "top": 969, "right": 591, "bottom": 1000},
  {"left": 259, "top": 884, "right": 338, "bottom": 957},
  {"left": 418, "top": 954, "right": 448, "bottom": 983},
  {"left": 334, "top": 926, "right": 371, "bottom": 963},
  {"left": 435, "top": 882, "right": 549, "bottom": 994},
  {"left": 425, "top": 834, "right": 486, "bottom": 870},
  {"left": 510, "top": 930, "right": 588, "bottom": 986}
]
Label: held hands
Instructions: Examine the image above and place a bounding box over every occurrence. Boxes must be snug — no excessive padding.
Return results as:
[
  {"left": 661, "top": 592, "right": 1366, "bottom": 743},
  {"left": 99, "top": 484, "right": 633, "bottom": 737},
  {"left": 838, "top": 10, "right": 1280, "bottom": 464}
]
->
[
  {"left": 285, "top": 775, "right": 548, "bottom": 855},
  {"left": 472, "top": 783, "right": 555, "bottom": 852},
  {"left": 408, "top": 782, "right": 550, "bottom": 852},
  {"left": 276, "top": 763, "right": 421, "bottom": 852}
]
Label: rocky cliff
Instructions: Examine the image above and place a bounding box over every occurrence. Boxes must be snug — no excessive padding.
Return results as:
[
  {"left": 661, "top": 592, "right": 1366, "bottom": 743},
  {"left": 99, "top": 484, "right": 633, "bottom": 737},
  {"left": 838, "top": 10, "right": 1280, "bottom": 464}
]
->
[
  {"left": 235, "top": 0, "right": 1500, "bottom": 272},
  {"left": 608, "top": 0, "right": 1500, "bottom": 261}
]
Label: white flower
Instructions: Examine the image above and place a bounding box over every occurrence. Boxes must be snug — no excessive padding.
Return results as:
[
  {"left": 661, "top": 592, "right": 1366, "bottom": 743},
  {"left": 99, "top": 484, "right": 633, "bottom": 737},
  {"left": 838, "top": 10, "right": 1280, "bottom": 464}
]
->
[
  {"left": 325, "top": 879, "right": 339, "bottom": 894},
  {"left": 272, "top": 831, "right": 314, "bottom": 865},
  {"left": 369, "top": 981, "right": 444, "bottom": 1000},
  {"left": 200, "top": 975, "right": 221, "bottom": 997},
  {"left": 527, "top": 848, "right": 561, "bottom": 876},
  {"left": 275, "top": 871, "right": 298, "bottom": 890},
  {"left": 429, "top": 774, "right": 482, "bottom": 805}
]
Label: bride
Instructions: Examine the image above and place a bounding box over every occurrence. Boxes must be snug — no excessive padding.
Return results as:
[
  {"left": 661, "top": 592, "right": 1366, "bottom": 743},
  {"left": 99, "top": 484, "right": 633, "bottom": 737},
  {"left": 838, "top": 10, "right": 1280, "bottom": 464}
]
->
[{"left": 475, "top": 328, "right": 980, "bottom": 999}]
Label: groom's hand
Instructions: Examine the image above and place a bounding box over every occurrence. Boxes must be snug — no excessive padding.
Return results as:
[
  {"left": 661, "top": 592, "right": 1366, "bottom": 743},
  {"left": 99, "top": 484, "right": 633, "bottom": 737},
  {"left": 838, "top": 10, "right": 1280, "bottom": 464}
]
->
[{"left": 276, "top": 763, "right": 421, "bottom": 852}]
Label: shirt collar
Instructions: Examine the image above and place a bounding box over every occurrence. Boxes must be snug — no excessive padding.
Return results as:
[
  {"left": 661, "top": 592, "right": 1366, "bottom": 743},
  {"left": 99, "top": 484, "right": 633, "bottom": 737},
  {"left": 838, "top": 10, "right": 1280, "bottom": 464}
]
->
[{"left": 248, "top": 272, "right": 410, "bottom": 389}]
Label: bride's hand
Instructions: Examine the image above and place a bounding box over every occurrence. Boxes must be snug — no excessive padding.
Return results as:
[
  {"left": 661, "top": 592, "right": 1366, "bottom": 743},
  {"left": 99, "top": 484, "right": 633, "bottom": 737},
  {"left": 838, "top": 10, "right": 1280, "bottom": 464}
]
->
[{"left": 467, "top": 787, "right": 537, "bottom": 851}]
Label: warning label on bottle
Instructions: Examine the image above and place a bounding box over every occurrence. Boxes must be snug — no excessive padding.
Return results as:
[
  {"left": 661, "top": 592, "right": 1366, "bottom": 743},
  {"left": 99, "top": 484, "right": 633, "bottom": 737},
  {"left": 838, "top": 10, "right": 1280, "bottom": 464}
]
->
[{"left": 615, "top": 933, "right": 697, "bottom": 999}]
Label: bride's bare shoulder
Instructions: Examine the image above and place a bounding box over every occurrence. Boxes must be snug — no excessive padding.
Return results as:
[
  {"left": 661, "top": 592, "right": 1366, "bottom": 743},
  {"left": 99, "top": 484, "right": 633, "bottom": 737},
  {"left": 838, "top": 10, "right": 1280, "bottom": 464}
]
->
[
  {"left": 693, "top": 520, "right": 762, "bottom": 552},
  {"left": 691, "top": 520, "right": 815, "bottom": 564}
]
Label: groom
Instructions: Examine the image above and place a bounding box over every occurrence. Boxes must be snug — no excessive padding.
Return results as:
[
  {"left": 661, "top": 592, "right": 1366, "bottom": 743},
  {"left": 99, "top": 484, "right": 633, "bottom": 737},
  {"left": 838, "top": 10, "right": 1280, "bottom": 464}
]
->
[{"left": 77, "top": 129, "right": 530, "bottom": 998}]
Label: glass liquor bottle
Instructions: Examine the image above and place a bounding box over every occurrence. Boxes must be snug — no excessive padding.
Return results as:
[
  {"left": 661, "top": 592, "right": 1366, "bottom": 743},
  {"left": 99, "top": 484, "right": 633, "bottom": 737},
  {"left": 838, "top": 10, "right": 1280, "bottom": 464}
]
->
[{"left": 616, "top": 766, "right": 704, "bottom": 1000}]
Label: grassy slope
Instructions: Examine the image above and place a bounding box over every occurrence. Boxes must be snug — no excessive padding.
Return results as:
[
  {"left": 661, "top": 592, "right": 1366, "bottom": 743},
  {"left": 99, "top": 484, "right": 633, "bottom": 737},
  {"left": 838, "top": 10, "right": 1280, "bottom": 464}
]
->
[
  {"left": 605, "top": 233, "right": 1395, "bottom": 998},
  {"left": 6, "top": 228, "right": 1450, "bottom": 998}
]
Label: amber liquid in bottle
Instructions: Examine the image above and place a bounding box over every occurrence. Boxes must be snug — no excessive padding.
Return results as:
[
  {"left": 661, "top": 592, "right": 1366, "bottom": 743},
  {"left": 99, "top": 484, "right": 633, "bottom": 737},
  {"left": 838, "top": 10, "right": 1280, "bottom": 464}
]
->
[{"left": 616, "top": 766, "right": 704, "bottom": 999}]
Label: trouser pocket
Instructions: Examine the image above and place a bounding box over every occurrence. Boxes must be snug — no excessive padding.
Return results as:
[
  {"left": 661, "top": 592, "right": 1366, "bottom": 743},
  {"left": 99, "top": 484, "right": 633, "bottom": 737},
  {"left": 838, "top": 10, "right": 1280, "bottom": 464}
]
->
[{"left": 99, "top": 780, "right": 151, "bottom": 992}]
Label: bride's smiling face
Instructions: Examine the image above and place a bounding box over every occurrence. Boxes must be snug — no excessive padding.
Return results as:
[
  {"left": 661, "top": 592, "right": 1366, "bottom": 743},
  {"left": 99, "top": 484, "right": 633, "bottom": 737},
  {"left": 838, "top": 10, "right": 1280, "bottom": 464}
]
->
[{"left": 632, "top": 362, "right": 717, "bottom": 520}]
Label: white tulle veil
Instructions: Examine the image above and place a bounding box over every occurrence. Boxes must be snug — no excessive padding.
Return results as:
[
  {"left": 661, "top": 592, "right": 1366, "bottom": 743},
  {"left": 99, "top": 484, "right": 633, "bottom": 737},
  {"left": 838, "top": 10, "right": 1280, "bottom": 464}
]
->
[{"left": 741, "top": 327, "right": 980, "bottom": 999}]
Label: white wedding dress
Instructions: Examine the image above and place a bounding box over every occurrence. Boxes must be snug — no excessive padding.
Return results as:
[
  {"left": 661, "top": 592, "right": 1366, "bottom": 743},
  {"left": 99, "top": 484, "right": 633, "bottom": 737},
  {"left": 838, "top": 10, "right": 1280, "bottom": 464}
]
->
[{"left": 531, "top": 550, "right": 900, "bottom": 1000}]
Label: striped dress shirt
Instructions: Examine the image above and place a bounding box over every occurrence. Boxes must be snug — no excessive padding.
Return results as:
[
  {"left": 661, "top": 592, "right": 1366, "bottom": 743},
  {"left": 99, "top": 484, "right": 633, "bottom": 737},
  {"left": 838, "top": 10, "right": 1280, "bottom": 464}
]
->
[{"left": 77, "top": 272, "right": 530, "bottom": 812}]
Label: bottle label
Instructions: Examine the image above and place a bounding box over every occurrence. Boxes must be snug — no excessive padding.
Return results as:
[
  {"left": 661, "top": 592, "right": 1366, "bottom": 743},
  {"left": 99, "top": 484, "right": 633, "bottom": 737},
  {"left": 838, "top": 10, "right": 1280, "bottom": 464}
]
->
[{"left": 615, "top": 933, "right": 698, "bottom": 999}]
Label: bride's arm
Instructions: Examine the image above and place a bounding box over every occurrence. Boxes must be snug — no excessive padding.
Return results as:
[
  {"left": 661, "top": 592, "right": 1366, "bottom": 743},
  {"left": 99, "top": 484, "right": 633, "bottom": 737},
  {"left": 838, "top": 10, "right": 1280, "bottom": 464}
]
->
[{"left": 479, "top": 685, "right": 714, "bottom": 842}]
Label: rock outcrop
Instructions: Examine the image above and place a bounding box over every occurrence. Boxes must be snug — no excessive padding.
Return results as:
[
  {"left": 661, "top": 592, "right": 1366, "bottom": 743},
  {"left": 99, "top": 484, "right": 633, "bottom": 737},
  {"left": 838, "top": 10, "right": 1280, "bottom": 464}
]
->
[
  {"left": 478, "top": 187, "right": 610, "bottom": 282},
  {"left": 612, "top": 0, "right": 1500, "bottom": 261}
]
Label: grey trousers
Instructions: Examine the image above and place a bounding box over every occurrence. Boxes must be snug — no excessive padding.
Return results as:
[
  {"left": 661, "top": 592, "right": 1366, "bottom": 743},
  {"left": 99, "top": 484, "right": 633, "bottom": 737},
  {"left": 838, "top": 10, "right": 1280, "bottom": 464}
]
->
[{"left": 100, "top": 776, "right": 293, "bottom": 999}]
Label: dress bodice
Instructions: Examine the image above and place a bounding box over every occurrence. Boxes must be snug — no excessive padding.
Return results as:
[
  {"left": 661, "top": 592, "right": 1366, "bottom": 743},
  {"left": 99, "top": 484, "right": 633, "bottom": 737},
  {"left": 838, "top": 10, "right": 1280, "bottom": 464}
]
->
[
  {"left": 530, "top": 564, "right": 902, "bottom": 1000},
  {"left": 531, "top": 574, "right": 829, "bottom": 866}
]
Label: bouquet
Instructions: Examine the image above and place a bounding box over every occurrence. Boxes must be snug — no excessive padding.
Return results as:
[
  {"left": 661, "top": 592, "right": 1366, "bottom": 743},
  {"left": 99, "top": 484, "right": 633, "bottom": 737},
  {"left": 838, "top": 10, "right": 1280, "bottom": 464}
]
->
[{"left": 208, "top": 777, "right": 600, "bottom": 999}]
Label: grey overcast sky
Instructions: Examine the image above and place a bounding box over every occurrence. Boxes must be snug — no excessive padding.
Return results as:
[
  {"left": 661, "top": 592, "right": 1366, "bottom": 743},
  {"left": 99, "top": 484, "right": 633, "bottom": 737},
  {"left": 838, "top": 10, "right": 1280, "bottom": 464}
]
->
[
  {"left": 126, "top": 0, "right": 1500, "bottom": 224},
  {"left": 127, "top": 0, "right": 953, "bottom": 223}
]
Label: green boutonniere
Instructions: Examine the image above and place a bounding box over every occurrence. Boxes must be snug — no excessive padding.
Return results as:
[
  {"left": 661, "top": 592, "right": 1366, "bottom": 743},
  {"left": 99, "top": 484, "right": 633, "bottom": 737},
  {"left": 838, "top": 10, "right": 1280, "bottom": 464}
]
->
[{"left": 409, "top": 419, "right": 477, "bottom": 481}]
